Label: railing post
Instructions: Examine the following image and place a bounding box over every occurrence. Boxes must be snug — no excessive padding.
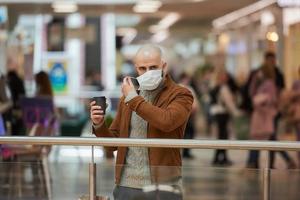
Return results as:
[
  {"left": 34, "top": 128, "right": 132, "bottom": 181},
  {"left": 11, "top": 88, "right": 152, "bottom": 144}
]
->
[
  {"left": 263, "top": 150, "right": 270, "bottom": 200},
  {"left": 89, "top": 145, "right": 96, "bottom": 200}
]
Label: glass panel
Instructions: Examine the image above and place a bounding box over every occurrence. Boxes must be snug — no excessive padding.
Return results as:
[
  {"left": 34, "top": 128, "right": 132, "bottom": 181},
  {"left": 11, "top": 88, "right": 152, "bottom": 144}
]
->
[
  {"left": 97, "top": 162, "right": 115, "bottom": 199},
  {"left": 1, "top": 147, "right": 299, "bottom": 200},
  {"left": 96, "top": 164, "right": 262, "bottom": 200},
  {"left": 183, "top": 166, "right": 261, "bottom": 200},
  {"left": 0, "top": 161, "right": 52, "bottom": 200},
  {"left": 0, "top": 160, "right": 89, "bottom": 200},
  {"left": 270, "top": 169, "right": 300, "bottom": 200},
  {"left": 0, "top": 145, "right": 90, "bottom": 200},
  {"left": 51, "top": 162, "right": 89, "bottom": 200}
]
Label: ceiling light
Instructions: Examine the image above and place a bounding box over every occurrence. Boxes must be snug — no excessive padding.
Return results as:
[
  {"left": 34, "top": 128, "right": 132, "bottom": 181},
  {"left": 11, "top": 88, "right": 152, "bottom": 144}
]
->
[
  {"left": 133, "top": 5, "right": 158, "bottom": 13},
  {"left": 149, "top": 12, "right": 180, "bottom": 33},
  {"left": 137, "top": 0, "right": 162, "bottom": 7},
  {"left": 52, "top": 1, "right": 78, "bottom": 13},
  {"left": 213, "top": 0, "right": 276, "bottom": 29},
  {"left": 219, "top": 33, "right": 230, "bottom": 45},
  {"left": 266, "top": 31, "right": 279, "bottom": 42},
  {"left": 158, "top": 12, "right": 180, "bottom": 28},
  {"left": 149, "top": 25, "right": 160, "bottom": 33},
  {"left": 133, "top": 0, "right": 162, "bottom": 13},
  {"left": 261, "top": 11, "right": 275, "bottom": 26},
  {"left": 117, "top": 27, "right": 137, "bottom": 44},
  {"left": 151, "top": 30, "right": 169, "bottom": 43}
]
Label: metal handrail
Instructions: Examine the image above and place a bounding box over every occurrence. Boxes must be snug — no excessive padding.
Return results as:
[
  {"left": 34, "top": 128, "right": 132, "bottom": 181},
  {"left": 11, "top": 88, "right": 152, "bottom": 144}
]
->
[{"left": 0, "top": 136, "right": 299, "bottom": 151}]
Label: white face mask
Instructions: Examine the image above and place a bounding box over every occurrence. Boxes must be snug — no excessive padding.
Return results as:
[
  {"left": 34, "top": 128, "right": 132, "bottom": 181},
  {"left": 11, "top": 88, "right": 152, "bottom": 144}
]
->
[{"left": 137, "top": 69, "right": 163, "bottom": 91}]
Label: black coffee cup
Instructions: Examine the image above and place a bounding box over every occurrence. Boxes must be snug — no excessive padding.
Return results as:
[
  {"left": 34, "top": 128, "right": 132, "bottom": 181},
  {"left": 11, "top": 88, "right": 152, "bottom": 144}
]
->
[{"left": 92, "top": 96, "right": 107, "bottom": 115}]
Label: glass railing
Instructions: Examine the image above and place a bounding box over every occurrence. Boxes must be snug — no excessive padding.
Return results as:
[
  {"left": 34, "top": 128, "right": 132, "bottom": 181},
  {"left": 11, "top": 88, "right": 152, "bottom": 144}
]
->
[
  {"left": 79, "top": 164, "right": 300, "bottom": 200},
  {"left": 0, "top": 137, "right": 299, "bottom": 200},
  {"left": 1, "top": 158, "right": 300, "bottom": 199},
  {"left": 0, "top": 161, "right": 268, "bottom": 199}
]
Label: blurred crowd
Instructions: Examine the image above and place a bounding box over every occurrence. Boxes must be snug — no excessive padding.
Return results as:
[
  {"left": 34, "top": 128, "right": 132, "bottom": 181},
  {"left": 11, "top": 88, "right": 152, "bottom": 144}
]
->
[
  {"left": 0, "top": 69, "right": 54, "bottom": 136},
  {"left": 174, "top": 51, "right": 300, "bottom": 169}
]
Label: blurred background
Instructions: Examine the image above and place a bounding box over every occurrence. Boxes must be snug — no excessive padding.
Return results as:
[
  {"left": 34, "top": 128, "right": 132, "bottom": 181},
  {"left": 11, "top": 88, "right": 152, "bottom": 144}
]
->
[{"left": 0, "top": 0, "right": 300, "bottom": 199}]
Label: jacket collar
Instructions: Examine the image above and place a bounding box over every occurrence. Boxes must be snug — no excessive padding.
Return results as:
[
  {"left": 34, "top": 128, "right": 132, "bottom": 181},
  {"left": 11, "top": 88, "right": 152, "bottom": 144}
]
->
[{"left": 162, "top": 74, "right": 175, "bottom": 91}]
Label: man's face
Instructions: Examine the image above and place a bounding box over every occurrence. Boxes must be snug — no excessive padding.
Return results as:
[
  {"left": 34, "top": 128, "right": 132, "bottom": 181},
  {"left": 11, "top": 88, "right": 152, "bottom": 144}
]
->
[{"left": 134, "top": 54, "right": 166, "bottom": 76}]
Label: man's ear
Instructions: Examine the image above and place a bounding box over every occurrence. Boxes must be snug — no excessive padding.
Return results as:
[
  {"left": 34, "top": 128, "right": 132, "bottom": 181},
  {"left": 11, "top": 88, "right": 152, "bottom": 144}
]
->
[
  {"left": 162, "top": 62, "right": 168, "bottom": 77},
  {"left": 163, "top": 61, "right": 167, "bottom": 68},
  {"left": 162, "top": 61, "right": 167, "bottom": 71}
]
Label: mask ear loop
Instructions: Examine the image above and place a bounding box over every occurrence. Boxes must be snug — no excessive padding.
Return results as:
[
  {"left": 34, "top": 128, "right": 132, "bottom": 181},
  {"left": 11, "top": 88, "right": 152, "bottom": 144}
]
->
[{"left": 161, "top": 61, "right": 165, "bottom": 78}]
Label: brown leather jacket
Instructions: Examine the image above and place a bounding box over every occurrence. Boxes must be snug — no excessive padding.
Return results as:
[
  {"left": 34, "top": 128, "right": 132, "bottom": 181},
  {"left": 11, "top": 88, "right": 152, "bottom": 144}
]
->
[{"left": 93, "top": 75, "right": 193, "bottom": 185}]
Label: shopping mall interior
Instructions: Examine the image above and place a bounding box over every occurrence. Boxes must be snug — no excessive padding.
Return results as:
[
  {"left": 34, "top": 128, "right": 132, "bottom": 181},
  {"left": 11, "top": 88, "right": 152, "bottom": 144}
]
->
[{"left": 0, "top": 0, "right": 300, "bottom": 199}]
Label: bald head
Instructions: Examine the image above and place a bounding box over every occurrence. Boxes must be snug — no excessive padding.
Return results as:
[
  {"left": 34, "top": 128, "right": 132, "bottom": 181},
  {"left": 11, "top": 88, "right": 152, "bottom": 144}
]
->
[
  {"left": 135, "top": 44, "right": 162, "bottom": 61},
  {"left": 134, "top": 44, "right": 166, "bottom": 76}
]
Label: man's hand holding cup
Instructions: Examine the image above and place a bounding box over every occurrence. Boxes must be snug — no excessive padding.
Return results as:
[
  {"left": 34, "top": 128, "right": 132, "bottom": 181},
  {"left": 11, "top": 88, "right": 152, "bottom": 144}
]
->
[{"left": 90, "top": 96, "right": 106, "bottom": 126}]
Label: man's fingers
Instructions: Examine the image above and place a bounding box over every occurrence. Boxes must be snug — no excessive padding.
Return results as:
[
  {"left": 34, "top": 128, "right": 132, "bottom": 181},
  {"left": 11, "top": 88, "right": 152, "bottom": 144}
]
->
[
  {"left": 90, "top": 101, "right": 96, "bottom": 106},
  {"left": 93, "top": 115, "right": 104, "bottom": 120},
  {"left": 92, "top": 110, "right": 104, "bottom": 115},
  {"left": 91, "top": 106, "right": 102, "bottom": 112},
  {"left": 128, "top": 78, "right": 134, "bottom": 87},
  {"left": 123, "top": 77, "right": 128, "bottom": 85}
]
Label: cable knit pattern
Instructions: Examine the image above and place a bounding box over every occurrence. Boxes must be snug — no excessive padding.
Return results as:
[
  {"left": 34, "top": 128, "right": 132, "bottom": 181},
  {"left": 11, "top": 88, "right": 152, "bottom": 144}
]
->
[{"left": 120, "top": 86, "right": 163, "bottom": 189}]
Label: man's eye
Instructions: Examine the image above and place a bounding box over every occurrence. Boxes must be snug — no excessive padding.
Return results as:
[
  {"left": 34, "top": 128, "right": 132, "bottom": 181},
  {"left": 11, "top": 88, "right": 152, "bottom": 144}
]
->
[{"left": 150, "top": 66, "right": 158, "bottom": 70}]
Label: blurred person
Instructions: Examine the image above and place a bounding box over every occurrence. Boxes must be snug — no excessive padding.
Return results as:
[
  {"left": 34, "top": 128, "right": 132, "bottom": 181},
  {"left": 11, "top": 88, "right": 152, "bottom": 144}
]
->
[
  {"left": 209, "top": 67, "right": 241, "bottom": 166},
  {"left": 7, "top": 70, "right": 25, "bottom": 109},
  {"left": 6, "top": 70, "right": 26, "bottom": 135},
  {"left": 246, "top": 52, "right": 295, "bottom": 169},
  {"left": 116, "top": 35, "right": 124, "bottom": 82},
  {"left": 194, "top": 65, "right": 214, "bottom": 135},
  {"left": 248, "top": 72, "right": 277, "bottom": 168},
  {"left": 279, "top": 67, "right": 300, "bottom": 167},
  {"left": 34, "top": 71, "right": 58, "bottom": 137},
  {"left": 35, "top": 71, "right": 54, "bottom": 98},
  {"left": 179, "top": 73, "right": 200, "bottom": 159},
  {"left": 90, "top": 44, "right": 193, "bottom": 200},
  {"left": 0, "top": 74, "right": 12, "bottom": 133},
  {"left": 0, "top": 74, "right": 10, "bottom": 103}
]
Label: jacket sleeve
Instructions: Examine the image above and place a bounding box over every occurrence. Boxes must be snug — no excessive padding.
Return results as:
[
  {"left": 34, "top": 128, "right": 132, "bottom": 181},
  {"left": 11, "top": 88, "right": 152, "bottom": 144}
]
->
[{"left": 126, "top": 87, "right": 194, "bottom": 132}]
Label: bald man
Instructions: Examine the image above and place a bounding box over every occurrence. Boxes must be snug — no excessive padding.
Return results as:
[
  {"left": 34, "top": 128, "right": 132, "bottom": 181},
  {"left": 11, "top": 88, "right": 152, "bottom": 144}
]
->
[{"left": 90, "top": 44, "right": 193, "bottom": 200}]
